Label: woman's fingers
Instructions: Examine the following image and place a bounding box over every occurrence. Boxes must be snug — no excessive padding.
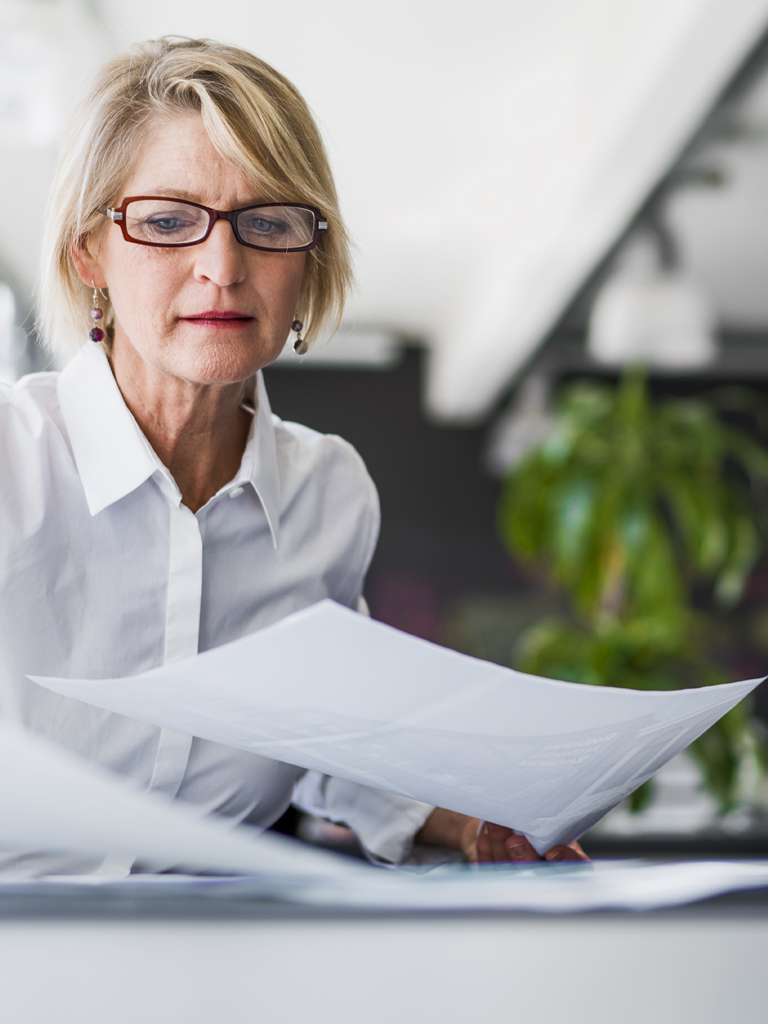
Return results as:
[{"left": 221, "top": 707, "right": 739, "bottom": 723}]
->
[
  {"left": 504, "top": 833, "right": 541, "bottom": 862},
  {"left": 473, "top": 822, "right": 590, "bottom": 864},
  {"left": 476, "top": 822, "right": 541, "bottom": 862},
  {"left": 476, "top": 821, "right": 509, "bottom": 862},
  {"left": 544, "top": 840, "right": 590, "bottom": 862}
]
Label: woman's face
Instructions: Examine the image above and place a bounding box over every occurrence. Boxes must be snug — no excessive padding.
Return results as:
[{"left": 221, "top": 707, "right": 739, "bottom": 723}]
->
[{"left": 83, "top": 114, "right": 306, "bottom": 386}]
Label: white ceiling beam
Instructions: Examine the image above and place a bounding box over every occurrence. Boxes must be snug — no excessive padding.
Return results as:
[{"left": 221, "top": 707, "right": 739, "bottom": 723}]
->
[{"left": 425, "top": 0, "right": 768, "bottom": 421}]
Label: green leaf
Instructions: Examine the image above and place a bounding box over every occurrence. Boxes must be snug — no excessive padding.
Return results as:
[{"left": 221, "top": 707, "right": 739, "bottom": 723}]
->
[{"left": 628, "top": 779, "right": 654, "bottom": 814}]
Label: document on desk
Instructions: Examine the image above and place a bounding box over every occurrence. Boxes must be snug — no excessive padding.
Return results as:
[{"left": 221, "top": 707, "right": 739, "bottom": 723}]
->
[
  {"left": 4, "top": 720, "right": 768, "bottom": 915},
  {"left": 8, "top": 861, "right": 768, "bottom": 915},
  {"left": 31, "top": 600, "right": 764, "bottom": 854},
  {"left": 3, "top": 715, "right": 768, "bottom": 914}
]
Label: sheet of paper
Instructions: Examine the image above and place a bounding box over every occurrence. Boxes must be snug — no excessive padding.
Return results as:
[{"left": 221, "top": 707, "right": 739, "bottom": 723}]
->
[
  {"left": 320, "top": 858, "right": 768, "bottom": 911},
  {"left": 4, "top": 860, "right": 768, "bottom": 914},
  {"left": 0, "top": 719, "right": 360, "bottom": 881},
  {"left": 31, "top": 600, "right": 764, "bottom": 854},
  {"left": 260, "top": 858, "right": 768, "bottom": 912},
  {"left": 292, "top": 859, "right": 768, "bottom": 912}
]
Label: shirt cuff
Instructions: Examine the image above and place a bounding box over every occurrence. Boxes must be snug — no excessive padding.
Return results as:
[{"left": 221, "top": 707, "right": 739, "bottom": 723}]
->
[{"left": 292, "top": 770, "right": 438, "bottom": 866}]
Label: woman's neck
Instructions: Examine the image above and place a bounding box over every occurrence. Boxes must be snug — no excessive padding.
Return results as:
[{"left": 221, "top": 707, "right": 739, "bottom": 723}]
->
[{"left": 109, "top": 340, "right": 253, "bottom": 514}]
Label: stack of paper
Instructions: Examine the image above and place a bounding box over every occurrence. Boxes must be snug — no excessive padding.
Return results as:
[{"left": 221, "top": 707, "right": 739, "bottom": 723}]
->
[{"left": 2, "top": 717, "right": 768, "bottom": 912}]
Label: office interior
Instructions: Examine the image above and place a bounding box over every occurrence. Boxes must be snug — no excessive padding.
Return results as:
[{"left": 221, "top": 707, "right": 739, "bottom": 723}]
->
[{"left": 3, "top": 2, "right": 768, "bottom": 1022}]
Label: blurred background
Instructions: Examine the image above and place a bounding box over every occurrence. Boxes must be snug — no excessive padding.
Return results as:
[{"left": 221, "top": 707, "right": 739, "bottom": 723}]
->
[{"left": 5, "top": 0, "right": 768, "bottom": 855}]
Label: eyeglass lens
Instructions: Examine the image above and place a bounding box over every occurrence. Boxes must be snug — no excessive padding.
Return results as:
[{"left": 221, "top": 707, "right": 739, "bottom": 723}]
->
[{"left": 123, "top": 199, "right": 317, "bottom": 250}]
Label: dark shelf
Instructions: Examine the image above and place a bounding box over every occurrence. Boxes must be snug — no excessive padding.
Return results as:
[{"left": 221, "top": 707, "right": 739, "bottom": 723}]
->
[{"left": 581, "top": 832, "right": 768, "bottom": 859}]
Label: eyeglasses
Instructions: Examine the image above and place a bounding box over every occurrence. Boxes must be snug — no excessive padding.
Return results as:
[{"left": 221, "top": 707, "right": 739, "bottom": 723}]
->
[{"left": 102, "top": 197, "right": 328, "bottom": 252}]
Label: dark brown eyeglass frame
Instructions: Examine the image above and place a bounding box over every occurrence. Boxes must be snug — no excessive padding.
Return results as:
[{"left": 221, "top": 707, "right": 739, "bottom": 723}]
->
[{"left": 102, "top": 196, "right": 328, "bottom": 252}]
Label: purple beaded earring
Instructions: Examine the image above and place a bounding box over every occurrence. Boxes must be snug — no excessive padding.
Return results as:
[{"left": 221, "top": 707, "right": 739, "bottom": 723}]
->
[
  {"left": 292, "top": 313, "right": 308, "bottom": 355},
  {"left": 89, "top": 285, "right": 104, "bottom": 343}
]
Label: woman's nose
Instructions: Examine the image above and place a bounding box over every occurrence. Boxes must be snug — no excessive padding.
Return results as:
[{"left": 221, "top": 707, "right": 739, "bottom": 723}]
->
[{"left": 192, "top": 219, "right": 247, "bottom": 286}]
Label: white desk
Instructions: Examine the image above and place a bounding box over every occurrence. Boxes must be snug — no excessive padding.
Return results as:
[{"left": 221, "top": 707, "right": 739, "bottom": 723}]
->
[{"left": 0, "top": 885, "right": 766, "bottom": 1024}]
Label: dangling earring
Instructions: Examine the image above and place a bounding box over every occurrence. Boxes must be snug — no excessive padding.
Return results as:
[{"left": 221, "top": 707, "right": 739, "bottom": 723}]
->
[
  {"left": 89, "top": 285, "right": 105, "bottom": 344},
  {"left": 292, "top": 313, "right": 308, "bottom": 355}
]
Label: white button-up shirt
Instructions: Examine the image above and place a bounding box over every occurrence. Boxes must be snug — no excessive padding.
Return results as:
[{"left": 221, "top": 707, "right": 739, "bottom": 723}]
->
[{"left": 0, "top": 343, "right": 433, "bottom": 876}]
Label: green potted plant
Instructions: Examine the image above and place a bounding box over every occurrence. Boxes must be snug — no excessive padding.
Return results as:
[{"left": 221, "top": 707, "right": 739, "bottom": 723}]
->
[{"left": 498, "top": 370, "right": 768, "bottom": 812}]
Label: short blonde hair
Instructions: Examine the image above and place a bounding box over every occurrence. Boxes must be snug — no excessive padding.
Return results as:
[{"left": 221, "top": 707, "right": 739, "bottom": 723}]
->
[{"left": 38, "top": 37, "right": 352, "bottom": 355}]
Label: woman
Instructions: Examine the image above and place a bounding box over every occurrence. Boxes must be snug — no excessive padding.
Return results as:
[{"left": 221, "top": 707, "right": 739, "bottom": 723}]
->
[{"left": 0, "top": 37, "right": 585, "bottom": 874}]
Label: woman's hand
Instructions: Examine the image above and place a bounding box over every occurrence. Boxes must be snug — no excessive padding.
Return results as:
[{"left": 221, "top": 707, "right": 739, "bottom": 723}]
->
[
  {"left": 466, "top": 819, "right": 588, "bottom": 863},
  {"left": 417, "top": 808, "right": 589, "bottom": 863}
]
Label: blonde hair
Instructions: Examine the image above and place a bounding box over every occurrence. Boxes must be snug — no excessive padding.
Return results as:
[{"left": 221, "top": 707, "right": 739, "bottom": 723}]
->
[{"left": 38, "top": 37, "right": 352, "bottom": 355}]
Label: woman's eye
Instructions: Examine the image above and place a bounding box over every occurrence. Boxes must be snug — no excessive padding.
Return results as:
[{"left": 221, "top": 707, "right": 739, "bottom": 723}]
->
[
  {"left": 124, "top": 202, "right": 206, "bottom": 242},
  {"left": 249, "top": 218, "right": 281, "bottom": 234},
  {"left": 146, "top": 216, "right": 188, "bottom": 232}
]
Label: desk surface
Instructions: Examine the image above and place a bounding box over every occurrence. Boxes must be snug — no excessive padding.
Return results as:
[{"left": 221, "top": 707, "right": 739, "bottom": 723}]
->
[{"left": 0, "top": 875, "right": 766, "bottom": 1024}]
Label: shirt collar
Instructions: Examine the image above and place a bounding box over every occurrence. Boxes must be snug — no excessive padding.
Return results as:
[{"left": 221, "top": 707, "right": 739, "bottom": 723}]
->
[
  {"left": 56, "top": 344, "right": 282, "bottom": 547},
  {"left": 57, "top": 344, "right": 158, "bottom": 517}
]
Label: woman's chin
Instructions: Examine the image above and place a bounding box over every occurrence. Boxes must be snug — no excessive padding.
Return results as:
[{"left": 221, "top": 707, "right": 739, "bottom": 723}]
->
[{"left": 164, "top": 338, "right": 282, "bottom": 386}]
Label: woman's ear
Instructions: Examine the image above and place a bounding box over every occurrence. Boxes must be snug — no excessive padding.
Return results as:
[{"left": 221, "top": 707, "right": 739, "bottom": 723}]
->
[{"left": 70, "top": 235, "right": 107, "bottom": 289}]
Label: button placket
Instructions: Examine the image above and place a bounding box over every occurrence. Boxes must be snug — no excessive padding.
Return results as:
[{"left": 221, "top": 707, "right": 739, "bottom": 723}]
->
[{"left": 148, "top": 498, "right": 203, "bottom": 797}]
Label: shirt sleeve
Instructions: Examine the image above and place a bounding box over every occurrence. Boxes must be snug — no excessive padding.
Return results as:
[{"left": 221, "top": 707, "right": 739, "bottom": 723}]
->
[{"left": 291, "top": 770, "right": 437, "bottom": 866}]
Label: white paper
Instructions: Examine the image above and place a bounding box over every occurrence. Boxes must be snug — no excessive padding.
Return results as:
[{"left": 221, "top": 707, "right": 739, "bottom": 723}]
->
[
  {"left": 0, "top": 719, "right": 360, "bottom": 881},
  {"left": 31, "top": 600, "right": 764, "bottom": 854},
  {"left": 275, "top": 859, "right": 768, "bottom": 913},
  {"left": 3, "top": 719, "right": 768, "bottom": 913},
  {"left": 4, "top": 861, "right": 768, "bottom": 915}
]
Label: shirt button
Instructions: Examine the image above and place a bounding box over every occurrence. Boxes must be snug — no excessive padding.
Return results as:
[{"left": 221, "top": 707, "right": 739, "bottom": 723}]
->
[{"left": 229, "top": 486, "right": 245, "bottom": 499}]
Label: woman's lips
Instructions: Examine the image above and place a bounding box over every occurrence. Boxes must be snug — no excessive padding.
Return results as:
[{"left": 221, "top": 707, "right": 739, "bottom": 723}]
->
[{"left": 181, "top": 311, "right": 255, "bottom": 327}]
